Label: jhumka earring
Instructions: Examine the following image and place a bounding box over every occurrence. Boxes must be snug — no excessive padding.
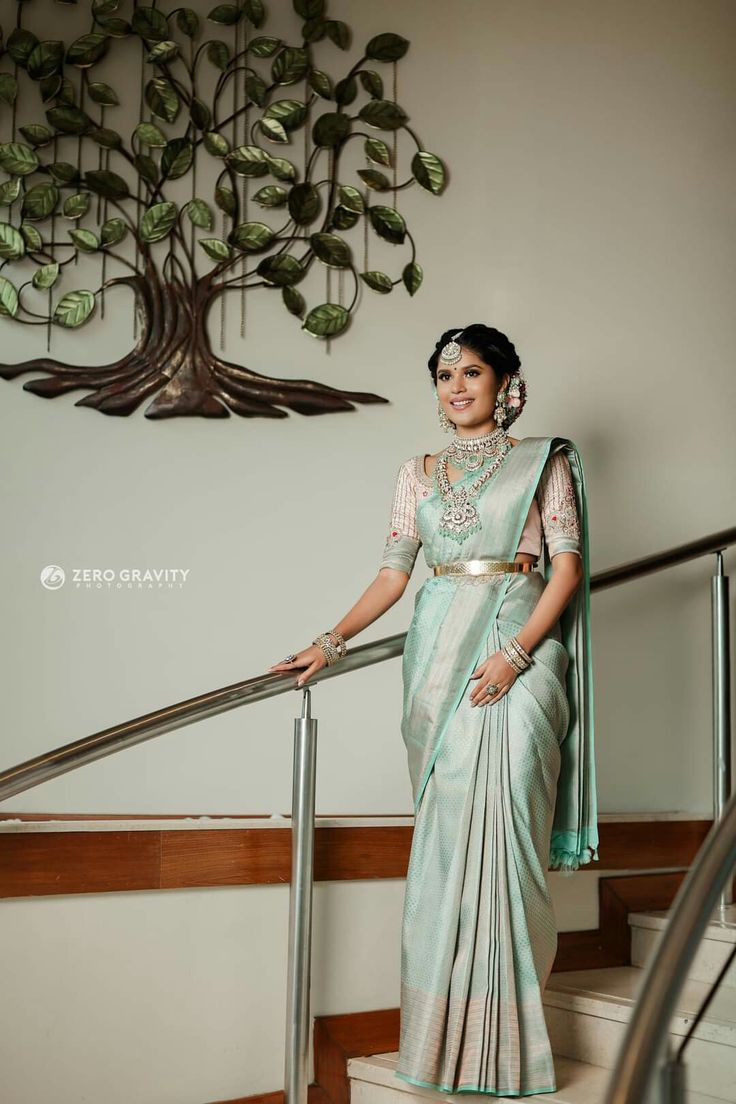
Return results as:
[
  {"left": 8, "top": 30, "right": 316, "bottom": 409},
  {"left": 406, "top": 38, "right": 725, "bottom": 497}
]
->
[
  {"left": 437, "top": 397, "right": 454, "bottom": 432},
  {"left": 494, "top": 390, "right": 507, "bottom": 427}
]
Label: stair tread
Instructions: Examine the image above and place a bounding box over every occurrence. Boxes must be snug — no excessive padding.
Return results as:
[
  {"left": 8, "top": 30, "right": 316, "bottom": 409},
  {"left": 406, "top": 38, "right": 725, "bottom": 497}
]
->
[
  {"left": 545, "top": 965, "right": 736, "bottom": 1043},
  {"left": 348, "top": 1052, "right": 610, "bottom": 1102},
  {"left": 349, "top": 1052, "right": 733, "bottom": 1103},
  {"left": 629, "top": 905, "right": 736, "bottom": 945}
]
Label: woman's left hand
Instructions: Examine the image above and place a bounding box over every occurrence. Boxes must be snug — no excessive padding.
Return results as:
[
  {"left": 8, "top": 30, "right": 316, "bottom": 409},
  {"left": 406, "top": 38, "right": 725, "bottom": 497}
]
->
[{"left": 468, "top": 651, "right": 518, "bottom": 706}]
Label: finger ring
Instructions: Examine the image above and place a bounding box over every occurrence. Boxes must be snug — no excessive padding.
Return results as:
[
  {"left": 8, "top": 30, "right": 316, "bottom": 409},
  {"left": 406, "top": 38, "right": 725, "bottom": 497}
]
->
[
  {"left": 282, "top": 653, "right": 297, "bottom": 663},
  {"left": 484, "top": 683, "right": 500, "bottom": 696}
]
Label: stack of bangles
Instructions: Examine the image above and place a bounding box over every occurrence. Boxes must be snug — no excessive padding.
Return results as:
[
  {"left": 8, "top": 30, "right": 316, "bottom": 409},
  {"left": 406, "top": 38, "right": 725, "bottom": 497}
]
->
[
  {"left": 501, "top": 635, "right": 533, "bottom": 673},
  {"left": 312, "top": 629, "right": 347, "bottom": 665}
]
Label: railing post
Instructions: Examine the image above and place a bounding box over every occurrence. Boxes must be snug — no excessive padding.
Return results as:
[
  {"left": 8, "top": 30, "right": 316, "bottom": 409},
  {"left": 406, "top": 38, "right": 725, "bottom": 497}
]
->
[
  {"left": 711, "top": 551, "right": 733, "bottom": 914},
  {"left": 284, "top": 687, "right": 318, "bottom": 1104}
]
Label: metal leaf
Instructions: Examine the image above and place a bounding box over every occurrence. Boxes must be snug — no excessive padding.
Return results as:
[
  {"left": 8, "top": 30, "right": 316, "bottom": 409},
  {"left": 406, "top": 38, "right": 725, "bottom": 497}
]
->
[
  {"left": 190, "top": 98, "right": 211, "bottom": 131},
  {"left": 53, "top": 289, "right": 96, "bottom": 327},
  {"left": 85, "top": 169, "right": 129, "bottom": 199},
  {"left": 0, "top": 222, "right": 26, "bottom": 261},
  {"left": 139, "top": 201, "right": 178, "bottom": 243},
  {"left": 91, "top": 127, "right": 122, "bottom": 150},
  {"left": 245, "top": 73, "right": 267, "bottom": 107},
  {"left": 310, "top": 231, "right": 351, "bottom": 268},
  {"left": 204, "top": 130, "right": 230, "bottom": 157},
  {"left": 364, "top": 137, "right": 391, "bottom": 167},
  {"left": 176, "top": 10, "right": 199, "bottom": 38},
  {"left": 134, "top": 153, "right": 158, "bottom": 186},
  {"left": 308, "top": 69, "right": 332, "bottom": 100},
  {"left": 302, "top": 18, "right": 327, "bottom": 44},
  {"left": 293, "top": 0, "right": 325, "bottom": 18},
  {"left": 46, "top": 105, "right": 93, "bottom": 135},
  {"left": 272, "top": 46, "right": 308, "bottom": 85},
  {"left": 185, "top": 199, "right": 214, "bottom": 230},
  {"left": 7, "top": 29, "right": 39, "bottom": 68},
  {"left": 21, "top": 182, "right": 60, "bottom": 221},
  {"left": 231, "top": 221, "right": 275, "bottom": 252},
  {"left": 63, "top": 192, "right": 91, "bottom": 219},
  {"left": 199, "top": 237, "right": 231, "bottom": 261},
  {"left": 243, "top": 0, "right": 265, "bottom": 29},
  {"left": 325, "top": 20, "right": 350, "bottom": 49},
  {"left": 49, "top": 162, "right": 80, "bottom": 184},
  {"left": 145, "top": 77, "right": 180, "bottom": 124},
  {"left": 360, "top": 270, "right": 393, "bottom": 294},
  {"left": 334, "top": 76, "right": 357, "bottom": 106},
  {"left": 365, "top": 32, "right": 409, "bottom": 62},
  {"left": 27, "top": 40, "right": 64, "bottom": 80},
  {"left": 0, "top": 142, "right": 39, "bottom": 176},
  {"left": 69, "top": 227, "right": 100, "bottom": 252},
  {"left": 331, "top": 205, "right": 359, "bottom": 230},
  {"left": 252, "top": 184, "right": 287, "bottom": 208},
  {"left": 369, "top": 204, "right": 406, "bottom": 245},
  {"left": 132, "top": 7, "right": 168, "bottom": 44},
  {"left": 357, "top": 168, "right": 390, "bottom": 191},
  {"left": 21, "top": 223, "right": 43, "bottom": 252},
  {"left": 256, "top": 254, "right": 305, "bottom": 286},
  {"left": 148, "top": 40, "right": 179, "bottom": 64},
  {"left": 359, "top": 70, "right": 383, "bottom": 99},
  {"left": 402, "top": 261, "right": 423, "bottom": 295},
  {"left": 0, "top": 179, "right": 22, "bottom": 206},
  {"left": 282, "top": 285, "right": 305, "bottom": 317},
  {"left": 134, "top": 121, "right": 167, "bottom": 148},
  {"left": 288, "top": 182, "right": 321, "bottom": 225},
  {"left": 94, "top": 15, "right": 132, "bottom": 38},
  {"left": 411, "top": 150, "right": 445, "bottom": 195},
  {"left": 32, "top": 262, "right": 60, "bottom": 290},
  {"left": 38, "top": 74, "right": 63, "bottom": 103},
  {"left": 87, "top": 81, "right": 119, "bottom": 106},
  {"left": 337, "top": 185, "right": 365, "bottom": 214},
  {"left": 249, "top": 36, "right": 281, "bottom": 57},
  {"left": 206, "top": 40, "right": 230, "bottom": 70},
  {"left": 0, "top": 74, "right": 18, "bottom": 107},
  {"left": 100, "top": 217, "right": 127, "bottom": 245},
  {"left": 225, "top": 144, "right": 269, "bottom": 177},
  {"left": 215, "top": 186, "right": 236, "bottom": 216},
  {"left": 267, "top": 156, "right": 297, "bottom": 182},
  {"left": 358, "top": 99, "right": 407, "bottom": 131},
  {"left": 0, "top": 275, "right": 19, "bottom": 317},
  {"left": 66, "top": 33, "right": 108, "bottom": 68},
  {"left": 311, "top": 111, "right": 350, "bottom": 148},
  {"left": 260, "top": 118, "right": 289, "bottom": 144},
  {"left": 264, "top": 98, "right": 307, "bottom": 132},
  {"left": 18, "top": 124, "right": 54, "bottom": 148},
  {"left": 161, "top": 138, "right": 193, "bottom": 180},
  {"left": 208, "top": 4, "right": 242, "bottom": 25},
  {"left": 302, "top": 302, "right": 349, "bottom": 338}
]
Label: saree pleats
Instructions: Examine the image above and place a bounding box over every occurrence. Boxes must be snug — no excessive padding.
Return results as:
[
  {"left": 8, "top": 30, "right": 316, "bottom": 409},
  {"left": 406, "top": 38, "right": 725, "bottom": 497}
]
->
[{"left": 395, "top": 436, "right": 598, "bottom": 1095}]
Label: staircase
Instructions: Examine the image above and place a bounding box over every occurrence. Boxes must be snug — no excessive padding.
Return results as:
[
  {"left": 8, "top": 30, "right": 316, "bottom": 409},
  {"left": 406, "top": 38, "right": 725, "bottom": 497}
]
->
[{"left": 347, "top": 906, "right": 736, "bottom": 1103}]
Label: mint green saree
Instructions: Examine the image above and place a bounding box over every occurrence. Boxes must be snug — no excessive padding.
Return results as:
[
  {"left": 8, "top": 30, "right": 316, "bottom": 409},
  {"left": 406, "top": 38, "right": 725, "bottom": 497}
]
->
[{"left": 383, "top": 436, "right": 599, "bottom": 1095}]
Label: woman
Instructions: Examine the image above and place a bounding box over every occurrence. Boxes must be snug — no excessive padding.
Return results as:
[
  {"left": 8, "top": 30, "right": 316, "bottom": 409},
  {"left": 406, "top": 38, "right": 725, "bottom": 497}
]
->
[{"left": 267, "top": 323, "right": 599, "bottom": 1096}]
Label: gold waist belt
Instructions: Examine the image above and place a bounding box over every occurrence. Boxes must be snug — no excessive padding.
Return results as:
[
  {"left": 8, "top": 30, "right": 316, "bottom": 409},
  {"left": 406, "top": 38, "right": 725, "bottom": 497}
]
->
[{"left": 433, "top": 559, "right": 537, "bottom": 577}]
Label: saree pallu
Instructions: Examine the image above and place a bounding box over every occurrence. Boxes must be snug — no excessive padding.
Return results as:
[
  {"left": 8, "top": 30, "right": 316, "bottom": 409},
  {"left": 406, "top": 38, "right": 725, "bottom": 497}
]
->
[{"left": 395, "top": 436, "right": 598, "bottom": 1095}]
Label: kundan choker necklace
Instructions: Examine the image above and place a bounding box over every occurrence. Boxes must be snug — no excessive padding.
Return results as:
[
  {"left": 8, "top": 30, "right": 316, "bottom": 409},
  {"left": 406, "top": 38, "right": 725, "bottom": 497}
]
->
[
  {"left": 445, "top": 425, "right": 509, "bottom": 472},
  {"left": 435, "top": 426, "right": 513, "bottom": 542}
]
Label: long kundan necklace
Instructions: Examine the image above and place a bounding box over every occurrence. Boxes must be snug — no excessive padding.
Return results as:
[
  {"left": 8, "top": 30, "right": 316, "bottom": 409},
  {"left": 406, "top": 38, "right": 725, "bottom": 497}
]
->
[{"left": 435, "top": 425, "right": 513, "bottom": 542}]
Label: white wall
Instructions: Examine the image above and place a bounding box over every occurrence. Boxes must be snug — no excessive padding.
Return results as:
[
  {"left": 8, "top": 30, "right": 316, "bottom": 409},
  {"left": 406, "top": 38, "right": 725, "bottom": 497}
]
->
[{"left": 1, "top": 0, "right": 734, "bottom": 1100}]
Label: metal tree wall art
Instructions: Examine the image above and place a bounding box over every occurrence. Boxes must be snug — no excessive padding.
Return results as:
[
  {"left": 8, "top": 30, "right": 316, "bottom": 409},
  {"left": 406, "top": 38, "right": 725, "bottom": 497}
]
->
[{"left": 0, "top": 0, "right": 448, "bottom": 419}]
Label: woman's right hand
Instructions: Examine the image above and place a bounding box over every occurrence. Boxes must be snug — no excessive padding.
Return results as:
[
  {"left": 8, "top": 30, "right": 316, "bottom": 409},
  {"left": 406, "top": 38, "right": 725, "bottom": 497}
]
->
[{"left": 267, "top": 645, "right": 327, "bottom": 688}]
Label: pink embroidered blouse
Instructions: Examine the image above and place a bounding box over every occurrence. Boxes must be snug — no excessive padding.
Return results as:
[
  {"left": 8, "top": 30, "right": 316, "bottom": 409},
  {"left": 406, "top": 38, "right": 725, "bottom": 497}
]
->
[{"left": 380, "top": 449, "right": 582, "bottom": 576}]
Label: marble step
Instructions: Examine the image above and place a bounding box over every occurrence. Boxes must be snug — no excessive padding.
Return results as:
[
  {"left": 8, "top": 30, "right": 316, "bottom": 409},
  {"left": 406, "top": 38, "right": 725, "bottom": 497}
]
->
[
  {"left": 348, "top": 1051, "right": 731, "bottom": 1103},
  {"left": 544, "top": 964, "right": 736, "bottom": 1100},
  {"left": 630, "top": 905, "right": 736, "bottom": 989}
]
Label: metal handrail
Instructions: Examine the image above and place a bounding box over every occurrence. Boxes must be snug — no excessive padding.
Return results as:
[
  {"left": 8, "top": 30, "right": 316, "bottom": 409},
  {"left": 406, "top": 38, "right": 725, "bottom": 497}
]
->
[{"left": 1, "top": 525, "right": 734, "bottom": 803}]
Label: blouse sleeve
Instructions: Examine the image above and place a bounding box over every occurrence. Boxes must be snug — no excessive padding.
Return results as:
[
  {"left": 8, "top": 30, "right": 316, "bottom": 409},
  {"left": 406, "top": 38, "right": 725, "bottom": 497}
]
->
[
  {"left": 536, "top": 451, "right": 582, "bottom": 559},
  {"left": 379, "top": 459, "right": 422, "bottom": 577}
]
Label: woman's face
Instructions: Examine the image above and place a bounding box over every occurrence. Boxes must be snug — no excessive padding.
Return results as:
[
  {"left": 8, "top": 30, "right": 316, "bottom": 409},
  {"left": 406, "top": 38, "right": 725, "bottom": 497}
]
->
[{"left": 436, "top": 347, "right": 509, "bottom": 433}]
